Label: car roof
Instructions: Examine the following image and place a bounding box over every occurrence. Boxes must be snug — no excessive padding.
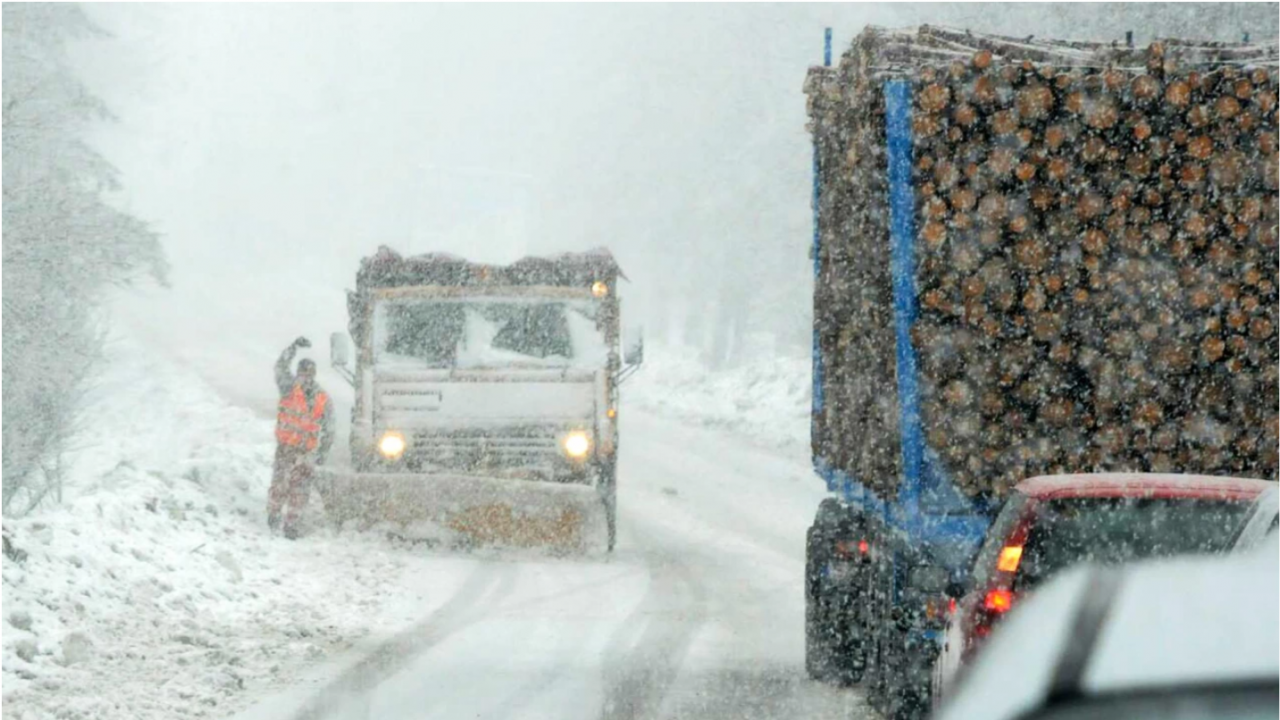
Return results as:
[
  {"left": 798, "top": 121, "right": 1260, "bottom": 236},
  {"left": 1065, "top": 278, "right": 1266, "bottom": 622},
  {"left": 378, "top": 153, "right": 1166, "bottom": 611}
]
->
[
  {"left": 1015, "top": 473, "right": 1273, "bottom": 501},
  {"left": 936, "top": 538, "right": 1280, "bottom": 720}
]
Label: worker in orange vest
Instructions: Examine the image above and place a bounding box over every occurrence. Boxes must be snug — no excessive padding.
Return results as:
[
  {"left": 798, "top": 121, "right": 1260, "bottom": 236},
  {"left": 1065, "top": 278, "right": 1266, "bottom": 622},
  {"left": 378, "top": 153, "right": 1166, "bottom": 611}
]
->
[{"left": 269, "top": 336, "right": 335, "bottom": 539}]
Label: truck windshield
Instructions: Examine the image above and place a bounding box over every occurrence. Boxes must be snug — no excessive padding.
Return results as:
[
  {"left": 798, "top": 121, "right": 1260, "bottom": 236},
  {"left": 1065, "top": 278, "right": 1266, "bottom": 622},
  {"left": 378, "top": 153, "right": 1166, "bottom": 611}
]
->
[{"left": 373, "top": 298, "right": 607, "bottom": 370}]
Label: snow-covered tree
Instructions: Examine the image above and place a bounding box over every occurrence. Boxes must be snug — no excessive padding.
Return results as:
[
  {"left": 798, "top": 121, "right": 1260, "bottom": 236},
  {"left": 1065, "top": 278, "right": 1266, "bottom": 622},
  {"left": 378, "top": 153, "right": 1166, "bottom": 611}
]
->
[{"left": 2, "top": 3, "right": 167, "bottom": 512}]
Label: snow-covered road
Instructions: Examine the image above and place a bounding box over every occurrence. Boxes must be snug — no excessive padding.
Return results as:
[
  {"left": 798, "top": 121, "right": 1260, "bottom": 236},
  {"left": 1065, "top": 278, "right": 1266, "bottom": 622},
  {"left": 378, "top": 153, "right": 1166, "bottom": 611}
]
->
[
  {"left": 1, "top": 315, "right": 868, "bottom": 719},
  {"left": 232, "top": 411, "right": 871, "bottom": 720}
]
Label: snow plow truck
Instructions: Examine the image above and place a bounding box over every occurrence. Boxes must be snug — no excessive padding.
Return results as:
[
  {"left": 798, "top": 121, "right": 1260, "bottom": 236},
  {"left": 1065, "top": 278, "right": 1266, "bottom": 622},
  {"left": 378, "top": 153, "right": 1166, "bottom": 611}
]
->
[
  {"left": 316, "top": 247, "right": 642, "bottom": 553},
  {"left": 801, "top": 25, "right": 1278, "bottom": 720}
]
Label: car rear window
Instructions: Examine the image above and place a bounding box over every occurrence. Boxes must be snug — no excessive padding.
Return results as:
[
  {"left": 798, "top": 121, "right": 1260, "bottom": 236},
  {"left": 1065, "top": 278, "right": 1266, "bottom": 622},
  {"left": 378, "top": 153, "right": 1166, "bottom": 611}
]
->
[{"left": 1015, "top": 497, "right": 1252, "bottom": 591}]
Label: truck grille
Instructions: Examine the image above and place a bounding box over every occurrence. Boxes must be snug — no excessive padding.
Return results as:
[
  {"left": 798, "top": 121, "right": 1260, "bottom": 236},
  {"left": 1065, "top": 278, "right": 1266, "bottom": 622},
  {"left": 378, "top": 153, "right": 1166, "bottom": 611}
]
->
[{"left": 404, "top": 427, "right": 575, "bottom": 479}]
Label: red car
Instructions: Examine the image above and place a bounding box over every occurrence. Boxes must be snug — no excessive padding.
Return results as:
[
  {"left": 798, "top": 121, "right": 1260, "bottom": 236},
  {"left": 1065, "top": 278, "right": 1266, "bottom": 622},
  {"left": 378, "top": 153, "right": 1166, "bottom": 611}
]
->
[{"left": 932, "top": 472, "right": 1272, "bottom": 703}]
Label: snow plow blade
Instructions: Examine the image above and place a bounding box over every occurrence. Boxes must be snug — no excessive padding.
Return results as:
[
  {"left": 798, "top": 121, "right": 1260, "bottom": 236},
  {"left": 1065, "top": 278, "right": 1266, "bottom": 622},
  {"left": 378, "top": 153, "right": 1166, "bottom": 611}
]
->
[{"left": 315, "top": 469, "right": 606, "bottom": 552}]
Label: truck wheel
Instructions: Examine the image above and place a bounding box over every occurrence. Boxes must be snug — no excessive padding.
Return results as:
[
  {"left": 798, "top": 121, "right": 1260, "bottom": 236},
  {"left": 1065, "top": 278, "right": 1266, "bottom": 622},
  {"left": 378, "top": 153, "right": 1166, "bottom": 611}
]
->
[
  {"left": 604, "top": 488, "right": 617, "bottom": 553},
  {"left": 821, "top": 597, "right": 865, "bottom": 686},
  {"left": 838, "top": 587, "right": 869, "bottom": 685},
  {"left": 865, "top": 571, "right": 893, "bottom": 710},
  {"left": 316, "top": 485, "right": 344, "bottom": 532},
  {"left": 832, "top": 636, "right": 866, "bottom": 685},
  {"left": 805, "top": 526, "right": 834, "bottom": 681},
  {"left": 600, "top": 465, "right": 617, "bottom": 553},
  {"left": 327, "top": 511, "right": 346, "bottom": 533},
  {"left": 805, "top": 593, "right": 833, "bottom": 680},
  {"left": 887, "top": 683, "right": 928, "bottom": 720}
]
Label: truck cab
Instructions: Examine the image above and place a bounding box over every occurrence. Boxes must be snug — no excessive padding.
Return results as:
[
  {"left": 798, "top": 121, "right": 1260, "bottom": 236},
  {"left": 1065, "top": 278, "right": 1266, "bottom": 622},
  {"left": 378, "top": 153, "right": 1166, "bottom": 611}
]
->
[{"left": 321, "top": 247, "right": 641, "bottom": 551}]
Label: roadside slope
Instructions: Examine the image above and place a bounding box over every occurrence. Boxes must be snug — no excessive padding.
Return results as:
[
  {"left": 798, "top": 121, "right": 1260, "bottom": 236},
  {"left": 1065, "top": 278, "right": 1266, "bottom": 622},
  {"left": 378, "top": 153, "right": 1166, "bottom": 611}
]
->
[
  {"left": 627, "top": 346, "right": 811, "bottom": 453},
  {"left": 1, "top": 331, "right": 457, "bottom": 720}
]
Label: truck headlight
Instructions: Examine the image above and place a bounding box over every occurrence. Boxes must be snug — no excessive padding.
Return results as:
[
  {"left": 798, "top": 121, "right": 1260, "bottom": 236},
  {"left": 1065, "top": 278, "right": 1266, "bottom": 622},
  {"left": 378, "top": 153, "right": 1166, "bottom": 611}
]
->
[
  {"left": 378, "top": 431, "right": 406, "bottom": 460},
  {"left": 561, "top": 431, "right": 591, "bottom": 459}
]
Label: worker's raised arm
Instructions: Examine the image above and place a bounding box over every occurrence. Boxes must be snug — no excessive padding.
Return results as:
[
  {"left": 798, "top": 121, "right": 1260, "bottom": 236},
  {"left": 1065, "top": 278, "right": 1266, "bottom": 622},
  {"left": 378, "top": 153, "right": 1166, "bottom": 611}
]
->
[{"left": 275, "top": 337, "right": 310, "bottom": 396}]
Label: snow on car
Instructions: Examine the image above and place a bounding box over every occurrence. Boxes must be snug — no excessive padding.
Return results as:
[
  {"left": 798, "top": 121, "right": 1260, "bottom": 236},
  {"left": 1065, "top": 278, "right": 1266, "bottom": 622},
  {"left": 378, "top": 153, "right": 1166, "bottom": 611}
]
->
[
  {"left": 932, "top": 473, "right": 1272, "bottom": 705},
  {"left": 934, "top": 535, "right": 1279, "bottom": 720},
  {"left": 1231, "top": 484, "right": 1280, "bottom": 552}
]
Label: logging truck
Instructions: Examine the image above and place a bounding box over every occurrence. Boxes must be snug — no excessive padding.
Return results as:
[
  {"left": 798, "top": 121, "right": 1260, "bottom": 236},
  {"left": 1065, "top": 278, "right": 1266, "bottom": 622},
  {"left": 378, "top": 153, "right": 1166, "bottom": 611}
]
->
[
  {"left": 316, "top": 247, "right": 642, "bottom": 553},
  {"left": 800, "top": 26, "right": 1279, "bottom": 719}
]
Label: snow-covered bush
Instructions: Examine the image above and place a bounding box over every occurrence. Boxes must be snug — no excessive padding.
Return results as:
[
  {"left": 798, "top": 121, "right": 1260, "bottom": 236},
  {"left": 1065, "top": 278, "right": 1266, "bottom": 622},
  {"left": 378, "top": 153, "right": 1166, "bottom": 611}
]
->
[{"left": 2, "top": 3, "right": 167, "bottom": 512}]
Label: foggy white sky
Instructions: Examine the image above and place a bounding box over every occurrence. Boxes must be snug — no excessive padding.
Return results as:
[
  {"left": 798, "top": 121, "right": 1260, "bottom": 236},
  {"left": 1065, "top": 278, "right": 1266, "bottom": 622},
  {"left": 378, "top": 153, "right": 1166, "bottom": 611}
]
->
[
  {"left": 69, "top": 3, "right": 1276, "bottom": 407},
  {"left": 75, "top": 3, "right": 904, "bottom": 406}
]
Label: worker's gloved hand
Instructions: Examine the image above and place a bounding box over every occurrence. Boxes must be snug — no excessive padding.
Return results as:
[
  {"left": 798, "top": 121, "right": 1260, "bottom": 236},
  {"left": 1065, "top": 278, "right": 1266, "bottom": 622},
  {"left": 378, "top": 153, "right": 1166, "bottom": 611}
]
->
[{"left": 294, "top": 336, "right": 311, "bottom": 349}]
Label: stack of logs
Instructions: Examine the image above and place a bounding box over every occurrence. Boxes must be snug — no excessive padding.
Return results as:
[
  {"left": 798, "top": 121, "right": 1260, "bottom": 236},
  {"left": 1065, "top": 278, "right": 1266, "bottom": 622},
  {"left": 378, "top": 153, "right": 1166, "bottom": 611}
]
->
[{"left": 808, "top": 28, "right": 1278, "bottom": 500}]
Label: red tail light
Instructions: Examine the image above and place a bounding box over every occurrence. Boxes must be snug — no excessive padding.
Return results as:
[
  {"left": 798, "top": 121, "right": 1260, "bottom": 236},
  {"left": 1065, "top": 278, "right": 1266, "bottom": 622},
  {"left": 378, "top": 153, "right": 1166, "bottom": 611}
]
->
[
  {"left": 834, "top": 539, "right": 871, "bottom": 558},
  {"left": 983, "top": 588, "right": 1014, "bottom": 613}
]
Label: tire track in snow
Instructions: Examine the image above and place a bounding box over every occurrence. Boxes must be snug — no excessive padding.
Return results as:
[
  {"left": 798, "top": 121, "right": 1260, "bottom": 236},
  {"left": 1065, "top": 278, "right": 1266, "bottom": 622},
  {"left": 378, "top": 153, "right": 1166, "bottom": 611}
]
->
[
  {"left": 594, "top": 410, "right": 867, "bottom": 720},
  {"left": 475, "top": 564, "right": 601, "bottom": 719},
  {"left": 289, "top": 557, "right": 518, "bottom": 720},
  {"left": 598, "top": 537, "right": 709, "bottom": 720},
  {"left": 626, "top": 413, "right": 806, "bottom": 564}
]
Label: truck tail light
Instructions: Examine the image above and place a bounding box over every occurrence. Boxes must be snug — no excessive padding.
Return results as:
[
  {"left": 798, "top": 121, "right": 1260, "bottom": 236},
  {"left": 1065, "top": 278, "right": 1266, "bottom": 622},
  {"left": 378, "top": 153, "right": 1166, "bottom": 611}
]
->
[
  {"left": 834, "top": 539, "right": 871, "bottom": 558},
  {"left": 983, "top": 588, "right": 1014, "bottom": 613}
]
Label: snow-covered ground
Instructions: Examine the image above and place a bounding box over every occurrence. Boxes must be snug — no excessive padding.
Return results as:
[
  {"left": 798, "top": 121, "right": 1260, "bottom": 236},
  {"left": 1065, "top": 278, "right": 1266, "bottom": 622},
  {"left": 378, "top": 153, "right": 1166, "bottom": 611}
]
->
[
  {"left": 0, "top": 333, "right": 472, "bottom": 720},
  {"left": 3, "top": 335, "right": 852, "bottom": 720},
  {"left": 629, "top": 345, "right": 812, "bottom": 453},
  {"left": 232, "top": 404, "right": 857, "bottom": 720}
]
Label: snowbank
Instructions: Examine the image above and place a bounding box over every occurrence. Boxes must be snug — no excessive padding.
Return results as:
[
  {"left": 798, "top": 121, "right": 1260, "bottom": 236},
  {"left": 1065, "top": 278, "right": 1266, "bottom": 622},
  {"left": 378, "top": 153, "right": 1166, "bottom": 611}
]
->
[
  {"left": 0, "top": 332, "right": 435, "bottom": 720},
  {"left": 628, "top": 345, "right": 811, "bottom": 453}
]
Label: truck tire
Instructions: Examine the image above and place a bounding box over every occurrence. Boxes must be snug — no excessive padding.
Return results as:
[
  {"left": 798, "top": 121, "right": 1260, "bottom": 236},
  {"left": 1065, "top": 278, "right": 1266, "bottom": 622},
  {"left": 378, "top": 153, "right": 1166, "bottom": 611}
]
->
[
  {"left": 315, "top": 477, "right": 345, "bottom": 532},
  {"left": 805, "top": 593, "right": 833, "bottom": 680},
  {"left": 833, "top": 629, "right": 866, "bottom": 685},
  {"left": 604, "top": 487, "right": 617, "bottom": 553},
  {"left": 805, "top": 502, "right": 867, "bottom": 685},
  {"left": 816, "top": 600, "right": 865, "bottom": 686},
  {"left": 870, "top": 603, "right": 931, "bottom": 720},
  {"left": 805, "top": 526, "right": 835, "bottom": 680},
  {"left": 887, "top": 688, "right": 926, "bottom": 720},
  {"left": 884, "top": 664, "right": 930, "bottom": 720},
  {"left": 600, "top": 463, "right": 617, "bottom": 553}
]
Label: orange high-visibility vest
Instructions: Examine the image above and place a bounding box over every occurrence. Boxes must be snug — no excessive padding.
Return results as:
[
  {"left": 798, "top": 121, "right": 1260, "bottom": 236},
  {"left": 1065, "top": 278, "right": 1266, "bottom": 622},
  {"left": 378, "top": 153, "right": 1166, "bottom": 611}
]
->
[{"left": 276, "top": 384, "right": 328, "bottom": 450}]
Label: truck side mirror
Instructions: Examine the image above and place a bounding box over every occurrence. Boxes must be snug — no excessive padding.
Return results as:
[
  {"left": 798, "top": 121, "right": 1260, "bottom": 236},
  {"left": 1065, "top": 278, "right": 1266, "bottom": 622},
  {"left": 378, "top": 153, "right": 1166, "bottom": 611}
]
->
[
  {"left": 624, "top": 327, "right": 644, "bottom": 366},
  {"left": 330, "top": 332, "right": 355, "bottom": 387},
  {"left": 331, "top": 332, "right": 351, "bottom": 367}
]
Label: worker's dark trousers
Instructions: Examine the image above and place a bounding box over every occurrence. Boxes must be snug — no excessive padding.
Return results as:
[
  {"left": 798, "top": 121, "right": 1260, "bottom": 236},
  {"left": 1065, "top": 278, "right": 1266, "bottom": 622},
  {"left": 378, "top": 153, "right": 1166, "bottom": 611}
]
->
[{"left": 268, "top": 444, "right": 313, "bottom": 532}]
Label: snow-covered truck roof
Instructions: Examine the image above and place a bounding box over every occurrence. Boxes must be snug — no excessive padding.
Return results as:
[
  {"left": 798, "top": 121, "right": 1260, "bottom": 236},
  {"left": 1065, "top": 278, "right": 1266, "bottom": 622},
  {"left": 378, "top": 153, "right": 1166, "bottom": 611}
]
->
[
  {"left": 806, "top": 25, "right": 1278, "bottom": 88},
  {"left": 355, "top": 246, "right": 626, "bottom": 291},
  {"left": 347, "top": 246, "right": 625, "bottom": 354}
]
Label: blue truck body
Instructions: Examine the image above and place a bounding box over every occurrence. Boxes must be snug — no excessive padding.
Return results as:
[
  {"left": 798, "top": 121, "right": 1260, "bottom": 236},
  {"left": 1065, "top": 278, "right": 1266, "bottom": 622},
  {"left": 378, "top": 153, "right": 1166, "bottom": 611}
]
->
[
  {"left": 804, "top": 26, "right": 1280, "bottom": 719},
  {"left": 804, "top": 30, "right": 995, "bottom": 717},
  {"left": 810, "top": 72, "right": 991, "bottom": 585}
]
